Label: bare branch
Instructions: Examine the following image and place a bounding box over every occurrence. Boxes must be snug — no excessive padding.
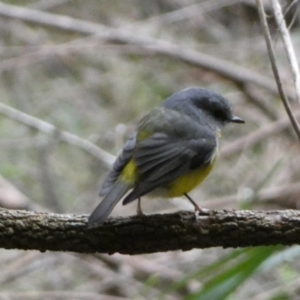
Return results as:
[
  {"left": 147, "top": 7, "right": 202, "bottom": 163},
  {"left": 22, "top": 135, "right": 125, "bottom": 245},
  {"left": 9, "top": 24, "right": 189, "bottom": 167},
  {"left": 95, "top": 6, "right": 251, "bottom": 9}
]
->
[
  {"left": 256, "top": 0, "right": 300, "bottom": 141},
  {"left": 221, "top": 110, "right": 300, "bottom": 158},
  {"left": 271, "top": 0, "right": 300, "bottom": 101},
  {"left": 0, "top": 1, "right": 290, "bottom": 98},
  {"left": 204, "top": 182, "right": 300, "bottom": 209},
  {"left": 0, "top": 102, "right": 115, "bottom": 167},
  {"left": 1, "top": 208, "right": 300, "bottom": 255}
]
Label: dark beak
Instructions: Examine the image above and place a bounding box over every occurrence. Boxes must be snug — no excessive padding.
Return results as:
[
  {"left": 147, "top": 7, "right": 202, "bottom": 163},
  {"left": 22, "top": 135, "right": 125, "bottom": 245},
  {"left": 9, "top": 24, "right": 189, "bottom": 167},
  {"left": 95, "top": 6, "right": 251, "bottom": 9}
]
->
[{"left": 231, "top": 116, "right": 245, "bottom": 123}]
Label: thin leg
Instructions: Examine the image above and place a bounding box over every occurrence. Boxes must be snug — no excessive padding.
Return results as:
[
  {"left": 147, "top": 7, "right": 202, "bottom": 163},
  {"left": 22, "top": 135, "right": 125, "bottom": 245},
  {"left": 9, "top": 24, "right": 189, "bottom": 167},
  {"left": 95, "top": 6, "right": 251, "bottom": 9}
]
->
[
  {"left": 136, "top": 198, "right": 145, "bottom": 216},
  {"left": 184, "top": 193, "right": 209, "bottom": 214}
]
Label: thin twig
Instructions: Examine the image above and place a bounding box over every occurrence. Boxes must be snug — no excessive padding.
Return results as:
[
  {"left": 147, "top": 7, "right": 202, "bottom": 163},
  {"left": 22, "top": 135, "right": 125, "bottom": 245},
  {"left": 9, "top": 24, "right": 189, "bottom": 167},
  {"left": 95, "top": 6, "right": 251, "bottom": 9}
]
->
[
  {"left": 205, "top": 182, "right": 300, "bottom": 209},
  {"left": 243, "top": 85, "right": 278, "bottom": 120},
  {"left": 271, "top": 0, "right": 300, "bottom": 101},
  {"left": 0, "top": 1, "right": 292, "bottom": 98},
  {"left": 123, "top": 0, "right": 241, "bottom": 27},
  {"left": 256, "top": 0, "right": 300, "bottom": 141},
  {"left": 0, "top": 102, "right": 115, "bottom": 167},
  {"left": 221, "top": 110, "right": 300, "bottom": 158}
]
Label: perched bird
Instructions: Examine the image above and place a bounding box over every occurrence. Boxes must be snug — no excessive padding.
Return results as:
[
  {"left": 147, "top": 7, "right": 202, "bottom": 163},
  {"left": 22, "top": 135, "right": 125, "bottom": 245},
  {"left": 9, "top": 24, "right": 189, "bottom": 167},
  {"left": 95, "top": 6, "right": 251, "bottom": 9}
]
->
[{"left": 89, "top": 87, "right": 244, "bottom": 224}]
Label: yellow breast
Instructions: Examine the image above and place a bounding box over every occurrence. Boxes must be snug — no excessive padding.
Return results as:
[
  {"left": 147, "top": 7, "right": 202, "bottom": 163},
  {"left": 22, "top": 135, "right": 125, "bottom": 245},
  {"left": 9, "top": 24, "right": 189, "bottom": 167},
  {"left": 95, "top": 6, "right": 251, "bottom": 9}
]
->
[{"left": 166, "top": 161, "right": 215, "bottom": 197}]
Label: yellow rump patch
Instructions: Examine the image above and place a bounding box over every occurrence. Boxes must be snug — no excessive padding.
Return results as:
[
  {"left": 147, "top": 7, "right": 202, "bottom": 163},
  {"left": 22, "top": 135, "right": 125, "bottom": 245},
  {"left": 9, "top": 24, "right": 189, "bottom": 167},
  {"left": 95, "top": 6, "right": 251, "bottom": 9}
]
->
[{"left": 120, "top": 159, "right": 138, "bottom": 185}]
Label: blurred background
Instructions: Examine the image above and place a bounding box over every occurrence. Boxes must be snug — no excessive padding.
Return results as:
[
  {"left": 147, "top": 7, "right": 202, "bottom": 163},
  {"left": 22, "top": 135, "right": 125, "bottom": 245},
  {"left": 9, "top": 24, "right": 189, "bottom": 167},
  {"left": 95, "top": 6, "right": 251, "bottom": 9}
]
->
[{"left": 0, "top": 0, "right": 300, "bottom": 299}]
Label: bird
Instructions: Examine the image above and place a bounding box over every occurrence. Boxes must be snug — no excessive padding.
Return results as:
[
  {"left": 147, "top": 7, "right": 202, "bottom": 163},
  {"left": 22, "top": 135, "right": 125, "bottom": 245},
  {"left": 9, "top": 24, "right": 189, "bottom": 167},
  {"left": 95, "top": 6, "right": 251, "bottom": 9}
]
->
[{"left": 88, "top": 87, "right": 244, "bottom": 225}]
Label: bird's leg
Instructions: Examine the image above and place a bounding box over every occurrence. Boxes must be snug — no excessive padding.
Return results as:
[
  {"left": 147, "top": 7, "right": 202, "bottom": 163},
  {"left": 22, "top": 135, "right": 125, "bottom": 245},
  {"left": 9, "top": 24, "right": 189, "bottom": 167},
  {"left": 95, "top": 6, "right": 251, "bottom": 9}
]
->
[
  {"left": 136, "top": 198, "right": 145, "bottom": 216},
  {"left": 184, "top": 193, "right": 209, "bottom": 215}
]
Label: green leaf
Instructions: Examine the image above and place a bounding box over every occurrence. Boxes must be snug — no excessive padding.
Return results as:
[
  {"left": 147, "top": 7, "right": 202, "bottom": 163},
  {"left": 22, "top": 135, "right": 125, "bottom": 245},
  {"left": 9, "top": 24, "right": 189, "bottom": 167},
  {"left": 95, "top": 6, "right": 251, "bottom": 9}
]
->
[{"left": 185, "top": 246, "right": 282, "bottom": 300}]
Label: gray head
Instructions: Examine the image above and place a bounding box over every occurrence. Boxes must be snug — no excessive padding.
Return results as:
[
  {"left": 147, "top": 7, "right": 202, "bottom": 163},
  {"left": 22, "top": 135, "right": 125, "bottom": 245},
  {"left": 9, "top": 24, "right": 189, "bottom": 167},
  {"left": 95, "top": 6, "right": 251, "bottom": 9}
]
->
[{"left": 162, "top": 87, "right": 244, "bottom": 129}]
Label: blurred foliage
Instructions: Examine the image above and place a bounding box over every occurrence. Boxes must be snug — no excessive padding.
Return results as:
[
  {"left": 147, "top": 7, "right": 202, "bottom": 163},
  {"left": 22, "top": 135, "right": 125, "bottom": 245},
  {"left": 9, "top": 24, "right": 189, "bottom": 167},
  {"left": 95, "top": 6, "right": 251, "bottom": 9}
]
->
[{"left": 0, "top": 0, "right": 300, "bottom": 299}]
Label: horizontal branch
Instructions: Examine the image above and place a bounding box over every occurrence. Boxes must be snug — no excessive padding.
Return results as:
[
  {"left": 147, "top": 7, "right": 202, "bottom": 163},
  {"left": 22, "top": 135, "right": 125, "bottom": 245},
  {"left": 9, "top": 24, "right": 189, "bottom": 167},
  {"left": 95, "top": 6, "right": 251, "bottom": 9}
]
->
[
  {"left": 0, "top": 2, "right": 287, "bottom": 97},
  {"left": 1, "top": 208, "right": 300, "bottom": 255},
  {"left": 0, "top": 102, "right": 115, "bottom": 167}
]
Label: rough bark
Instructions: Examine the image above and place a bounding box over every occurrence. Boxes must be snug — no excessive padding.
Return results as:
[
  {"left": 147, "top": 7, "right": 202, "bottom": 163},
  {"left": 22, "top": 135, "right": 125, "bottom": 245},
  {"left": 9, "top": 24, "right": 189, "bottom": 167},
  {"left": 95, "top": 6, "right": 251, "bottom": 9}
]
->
[{"left": 0, "top": 208, "right": 299, "bottom": 255}]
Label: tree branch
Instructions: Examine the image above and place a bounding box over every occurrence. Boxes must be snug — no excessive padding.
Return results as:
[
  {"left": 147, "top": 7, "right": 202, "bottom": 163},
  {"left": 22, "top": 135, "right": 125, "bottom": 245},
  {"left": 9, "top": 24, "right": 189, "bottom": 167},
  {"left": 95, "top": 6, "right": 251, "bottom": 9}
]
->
[
  {"left": 0, "top": 101, "right": 115, "bottom": 167},
  {"left": 0, "top": 1, "right": 290, "bottom": 98},
  {"left": 256, "top": 0, "right": 300, "bottom": 140},
  {"left": 271, "top": 0, "right": 300, "bottom": 101},
  {"left": 1, "top": 208, "right": 300, "bottom": 255}
]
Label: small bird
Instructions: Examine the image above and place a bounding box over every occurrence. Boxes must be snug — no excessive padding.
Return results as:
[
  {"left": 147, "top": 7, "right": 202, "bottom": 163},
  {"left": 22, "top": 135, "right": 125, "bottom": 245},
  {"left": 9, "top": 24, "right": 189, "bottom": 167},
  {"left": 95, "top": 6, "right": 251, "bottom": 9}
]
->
[{"left": 89, "top": 87, "right": 244, "bottom": 225}]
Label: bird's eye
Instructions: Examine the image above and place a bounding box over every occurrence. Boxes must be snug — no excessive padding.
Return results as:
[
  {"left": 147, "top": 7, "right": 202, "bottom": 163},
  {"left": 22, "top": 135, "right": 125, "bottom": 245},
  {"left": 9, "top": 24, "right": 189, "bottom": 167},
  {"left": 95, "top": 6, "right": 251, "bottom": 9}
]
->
[{"left": 213, "top": 109, "right": 226, "bottom": 120}]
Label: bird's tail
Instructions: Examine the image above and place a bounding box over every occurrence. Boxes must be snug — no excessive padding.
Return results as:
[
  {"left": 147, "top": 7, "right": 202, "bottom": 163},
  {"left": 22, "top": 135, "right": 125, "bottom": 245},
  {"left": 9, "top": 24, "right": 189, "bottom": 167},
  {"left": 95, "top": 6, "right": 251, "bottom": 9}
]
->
[{"left": 88, "top": 180, "right": 131, "bottom": 225}]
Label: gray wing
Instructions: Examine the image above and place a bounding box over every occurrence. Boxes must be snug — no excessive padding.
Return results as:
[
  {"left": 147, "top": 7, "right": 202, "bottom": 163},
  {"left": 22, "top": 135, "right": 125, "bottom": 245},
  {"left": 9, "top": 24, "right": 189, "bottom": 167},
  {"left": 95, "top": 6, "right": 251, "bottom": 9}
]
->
[
  {"left": 99, "top": 133, "right": 136, "bottom": 196},
  {"left": 122, "top": 130, "right": 216, "bottom": 204}
]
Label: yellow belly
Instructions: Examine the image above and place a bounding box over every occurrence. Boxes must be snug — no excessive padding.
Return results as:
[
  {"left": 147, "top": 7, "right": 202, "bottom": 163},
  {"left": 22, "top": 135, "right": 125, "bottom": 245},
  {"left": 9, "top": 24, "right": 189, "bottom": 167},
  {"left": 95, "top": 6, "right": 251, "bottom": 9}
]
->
[
  {"left": 166, "top": 163, "right": 215, "bottom": 197},
  {"left": 121, "top": 157, "right": 216, "bottom": 198}
]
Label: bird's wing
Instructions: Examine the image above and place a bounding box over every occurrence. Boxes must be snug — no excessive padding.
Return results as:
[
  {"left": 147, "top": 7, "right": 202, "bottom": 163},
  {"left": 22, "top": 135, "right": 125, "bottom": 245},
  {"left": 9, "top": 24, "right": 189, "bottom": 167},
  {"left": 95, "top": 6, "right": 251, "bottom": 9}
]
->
[
  {"left": 99, "top": 133, "right": 136, "bottom": 196},
  {"left": 122, "top": 130, "right": 216, "bottom": 204}
]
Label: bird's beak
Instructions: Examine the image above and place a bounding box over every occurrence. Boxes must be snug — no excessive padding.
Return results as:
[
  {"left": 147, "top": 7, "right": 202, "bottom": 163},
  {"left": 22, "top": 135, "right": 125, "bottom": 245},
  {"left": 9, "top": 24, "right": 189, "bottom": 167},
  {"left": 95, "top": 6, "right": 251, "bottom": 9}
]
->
[{"left": 231, "top": 116, "right": 245, "bottom": 123}]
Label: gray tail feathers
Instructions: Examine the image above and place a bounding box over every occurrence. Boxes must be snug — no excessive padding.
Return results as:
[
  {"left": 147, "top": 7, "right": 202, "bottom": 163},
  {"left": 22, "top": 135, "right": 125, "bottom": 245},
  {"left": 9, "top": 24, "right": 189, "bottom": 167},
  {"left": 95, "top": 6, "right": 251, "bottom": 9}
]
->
[{"left": 88, "top": 181, "right": 131, "bottom": 225}]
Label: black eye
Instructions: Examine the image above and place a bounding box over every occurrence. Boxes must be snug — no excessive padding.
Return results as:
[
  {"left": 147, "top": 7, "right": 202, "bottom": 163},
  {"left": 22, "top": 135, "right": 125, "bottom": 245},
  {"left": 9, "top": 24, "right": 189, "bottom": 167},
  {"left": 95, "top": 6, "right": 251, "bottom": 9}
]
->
[{"left": 213, "top": 108, "right": 226, "bottom": 120}]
